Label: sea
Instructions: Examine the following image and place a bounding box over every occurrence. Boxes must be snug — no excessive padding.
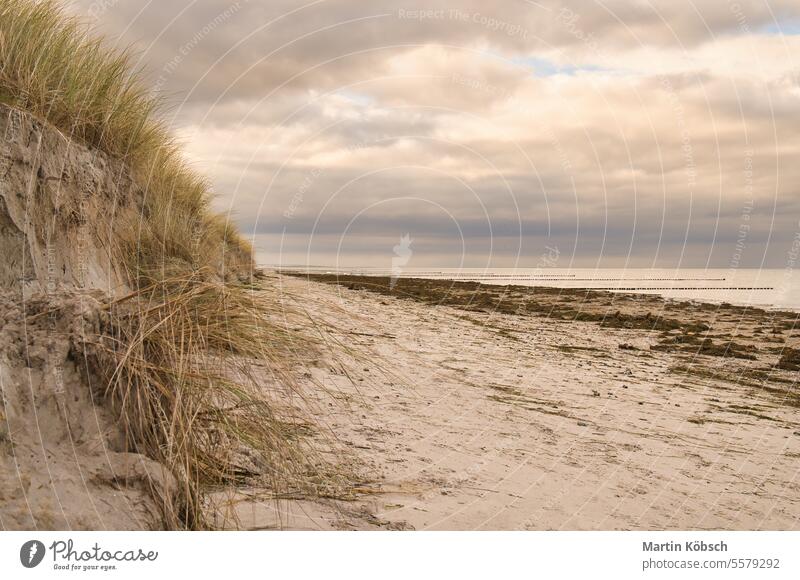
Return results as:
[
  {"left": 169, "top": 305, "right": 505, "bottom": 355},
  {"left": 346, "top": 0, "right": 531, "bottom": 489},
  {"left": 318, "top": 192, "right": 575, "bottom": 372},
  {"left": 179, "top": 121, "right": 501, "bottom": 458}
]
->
[{"left": 282, "top": 267, "right": 800, "bottom": 312}]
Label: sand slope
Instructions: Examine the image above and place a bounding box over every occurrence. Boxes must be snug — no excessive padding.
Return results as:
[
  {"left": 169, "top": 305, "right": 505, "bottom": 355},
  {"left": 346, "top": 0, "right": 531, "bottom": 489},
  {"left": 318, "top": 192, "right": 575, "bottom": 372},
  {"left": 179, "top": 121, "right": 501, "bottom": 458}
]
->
[
  {"left": 0, "top": 104, "right": 167, "bottom": 530},
  {"left": 0, "top": 292, "right": 172, "bottom": 529}
]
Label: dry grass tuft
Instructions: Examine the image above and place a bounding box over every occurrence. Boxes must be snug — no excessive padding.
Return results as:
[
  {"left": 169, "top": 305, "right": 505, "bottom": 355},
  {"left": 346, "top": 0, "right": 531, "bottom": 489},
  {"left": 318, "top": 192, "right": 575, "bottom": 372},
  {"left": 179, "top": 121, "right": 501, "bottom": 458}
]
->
[{"left": 82, "top": 272, "right": 330, "bottom": 529}]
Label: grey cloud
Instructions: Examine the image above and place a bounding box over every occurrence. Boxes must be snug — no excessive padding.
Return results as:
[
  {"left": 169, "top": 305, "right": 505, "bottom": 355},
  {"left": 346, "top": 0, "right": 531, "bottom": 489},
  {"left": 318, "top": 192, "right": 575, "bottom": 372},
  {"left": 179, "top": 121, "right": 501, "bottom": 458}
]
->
[
  {"left": 66, "top": 0, "right": 800, "bottom": 267},
  {"left": 71, "top": 0, "right": 800, "bottom": 102}
]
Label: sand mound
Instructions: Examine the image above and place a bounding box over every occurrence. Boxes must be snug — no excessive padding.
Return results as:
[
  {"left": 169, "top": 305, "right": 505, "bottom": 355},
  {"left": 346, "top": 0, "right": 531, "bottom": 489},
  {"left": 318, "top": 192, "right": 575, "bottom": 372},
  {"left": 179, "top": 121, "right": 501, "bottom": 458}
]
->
[
  {"left": 0, "top": 105, "right": 172, "bottom": 529},
  {"left": 0, "top": 291, "right": 175, "bottom": 529}
]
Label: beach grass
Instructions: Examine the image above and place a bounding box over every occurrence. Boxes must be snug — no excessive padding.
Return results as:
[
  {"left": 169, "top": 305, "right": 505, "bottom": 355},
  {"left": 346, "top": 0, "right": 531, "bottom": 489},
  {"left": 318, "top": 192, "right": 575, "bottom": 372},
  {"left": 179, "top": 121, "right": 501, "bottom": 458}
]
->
[
  {"left": 1, "top": 0, "right": 323, "bottom": 528},
  {"left": 86, "top": 273, "right": 324, "bottom": 528},
  {"left": 0, "top": 0, "right": 251, "bottom": 283}
]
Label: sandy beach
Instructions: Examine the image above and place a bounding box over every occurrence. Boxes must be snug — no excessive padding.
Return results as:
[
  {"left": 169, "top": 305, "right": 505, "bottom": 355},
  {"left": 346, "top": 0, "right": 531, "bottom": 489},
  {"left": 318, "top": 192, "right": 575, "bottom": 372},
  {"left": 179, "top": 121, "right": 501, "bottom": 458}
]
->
[{"left": 221, "top": 273, "right": 800, "bottom": 530}]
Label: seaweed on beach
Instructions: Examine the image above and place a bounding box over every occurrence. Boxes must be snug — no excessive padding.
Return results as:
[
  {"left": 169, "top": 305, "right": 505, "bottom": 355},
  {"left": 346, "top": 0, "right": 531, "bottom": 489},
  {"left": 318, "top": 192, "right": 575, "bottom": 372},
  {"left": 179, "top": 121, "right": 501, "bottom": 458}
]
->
[
  {"left": 651, "top": 334, "right": 756, "bottom": 360},
  {"left": 295, "top": 274, "right": 717, "bottom": 334},
  {"left": 777, "top": 347, "right": 800, "bottom": 371}
]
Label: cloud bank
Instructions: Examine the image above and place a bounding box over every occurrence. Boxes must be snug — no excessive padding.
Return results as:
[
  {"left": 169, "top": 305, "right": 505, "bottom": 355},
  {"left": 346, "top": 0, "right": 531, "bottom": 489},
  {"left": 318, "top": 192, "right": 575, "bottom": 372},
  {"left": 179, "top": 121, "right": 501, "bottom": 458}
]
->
[{"left": 73, "top": 0, "right": 800, "bottom": 268}]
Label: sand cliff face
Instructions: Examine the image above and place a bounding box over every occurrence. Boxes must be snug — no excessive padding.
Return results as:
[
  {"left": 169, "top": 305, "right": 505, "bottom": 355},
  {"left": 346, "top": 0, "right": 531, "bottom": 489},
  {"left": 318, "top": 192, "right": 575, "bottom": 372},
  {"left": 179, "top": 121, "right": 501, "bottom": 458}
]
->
[
  {"left": 0, "top": 105, "right": 168, "bottom": 530},
  {"left": 0, "top": 103, "right": 138, "bottom": 295},
  {"left": 0, "top": 292, "right": 172, "bottom": 529}
]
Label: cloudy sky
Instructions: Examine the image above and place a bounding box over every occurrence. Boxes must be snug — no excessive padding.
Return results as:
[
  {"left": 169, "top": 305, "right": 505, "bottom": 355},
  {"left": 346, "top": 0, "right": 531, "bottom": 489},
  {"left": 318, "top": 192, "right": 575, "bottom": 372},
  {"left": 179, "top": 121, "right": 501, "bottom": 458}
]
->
[{"left": 71, "top": 0, "right": 800, "bottom": 269}]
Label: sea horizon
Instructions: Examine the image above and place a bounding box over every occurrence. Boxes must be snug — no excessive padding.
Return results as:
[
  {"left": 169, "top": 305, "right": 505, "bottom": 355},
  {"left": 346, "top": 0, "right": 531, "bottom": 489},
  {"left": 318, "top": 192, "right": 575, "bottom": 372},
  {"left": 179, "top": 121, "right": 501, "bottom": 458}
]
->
[{"left": 271, "top": 266, "right": 800, "bottom": 311}]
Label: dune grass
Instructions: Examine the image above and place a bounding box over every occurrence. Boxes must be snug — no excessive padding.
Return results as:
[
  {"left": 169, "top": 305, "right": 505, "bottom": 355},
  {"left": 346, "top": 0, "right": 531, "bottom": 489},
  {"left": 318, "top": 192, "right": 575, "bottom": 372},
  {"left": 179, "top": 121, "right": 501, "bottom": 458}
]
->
[
  {"left": 1, "top": 0, "right": 329, "bottom": 528},
  {"left": 0, "top": 0, "right": 252, "bottom": 284},
  {"left": 84, "top": 273, "right": 326, "bottom": 529}
]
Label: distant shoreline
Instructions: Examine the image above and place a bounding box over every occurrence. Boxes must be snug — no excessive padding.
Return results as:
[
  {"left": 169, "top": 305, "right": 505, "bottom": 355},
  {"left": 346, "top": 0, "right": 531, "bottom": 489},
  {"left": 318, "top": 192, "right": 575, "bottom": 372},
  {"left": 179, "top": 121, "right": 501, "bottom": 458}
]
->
[
  {"left": 272, "top": 267, "right": 799, "bottom": 312},
  {"left": 281, "top": 271, "right": 800, "bottom": 319}
]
